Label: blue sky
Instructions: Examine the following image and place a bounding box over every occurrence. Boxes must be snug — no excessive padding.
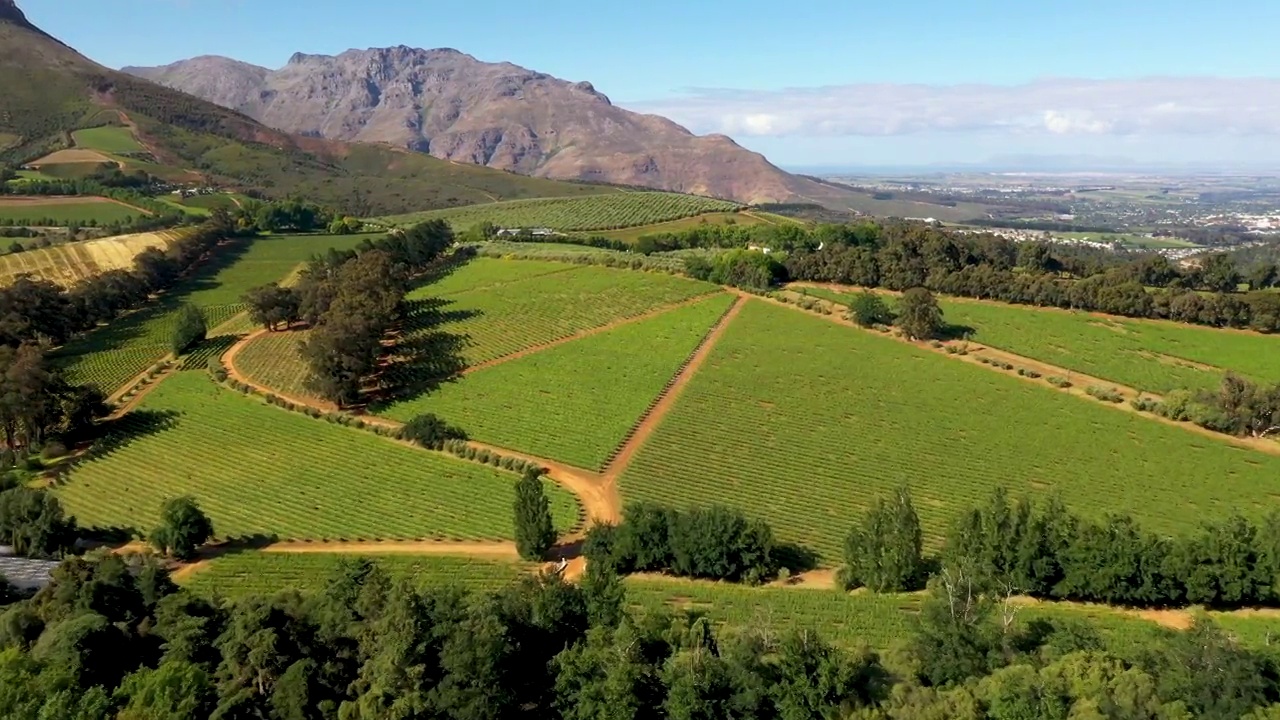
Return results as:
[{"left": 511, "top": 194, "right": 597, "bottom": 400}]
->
[{"left": 22, "top": 0, "right": 1280, "bottom": 168}]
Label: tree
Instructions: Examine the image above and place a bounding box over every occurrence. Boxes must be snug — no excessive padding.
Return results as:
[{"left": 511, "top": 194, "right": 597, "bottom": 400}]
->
[
  {"left": 1199, "top": 253, "right": 1242, "bottom": 294},
  {"left": 113, "top": 659, "right": 215, "bottom": 720},
  {"left": 842, "top": 487, "right": 924, "bottom": 592},
  {"left": 242, "top": 284, "right": 301, "bottom": 331},
  {"left": 149, "top": 497, "right": 213, "bottom": 561},
  {"left": 398, "top": 413, "right": 467, "bottom": 449},
  {"left": 514, "top": 469, "right": 556, "bottom": 560},
  {"left": 896, "top": 287, "right": 944, "bottom": 340},
  {"left": 1248, "top": 263, "right": 1280, "bottom": 291},
  {"left": 847, "top": 291, "right": 893, "bottom": 327},
  {"left": 0, "top": 488, "right": 75, "bottom": 557},
  {"left": 170, "top": 303, "right": 206, "bottom": 356},
  {"left": 580, "top": 560, "right": 626, "bottom": 629}
]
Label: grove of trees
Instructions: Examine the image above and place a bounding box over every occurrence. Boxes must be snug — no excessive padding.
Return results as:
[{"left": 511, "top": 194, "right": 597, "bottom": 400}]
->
[{"left": 0, "top": 550, "right": 1278, "bottom": 718}]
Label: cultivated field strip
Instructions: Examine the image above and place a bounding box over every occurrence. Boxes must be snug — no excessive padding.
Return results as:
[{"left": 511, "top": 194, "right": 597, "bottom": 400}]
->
[
  {"left": 425, "top": 257, "right": 580, "bottom": 296},
  {"left": 181, "top": 552, "right": 532, "bottom": 599},
  {"left": 57, "top": 372, "right": 581, "bottom": 541},
  {"left": 800, "top": 285, "right": 1280, "bottom": 393},
  {"left": 405, "top": 264, "right": 720, "bottom": 366},
  {"left": 618, "top": 300, "right": 1280, "bottom": 563},
  {"left": 380, "top": 293, "right": 736, "bottom": 469},
  {"left": 375, "top": 192, "right": 742, "bottom": 231},
  {"left": 0, "top": 228, "right": 188, "bottom": 287}
]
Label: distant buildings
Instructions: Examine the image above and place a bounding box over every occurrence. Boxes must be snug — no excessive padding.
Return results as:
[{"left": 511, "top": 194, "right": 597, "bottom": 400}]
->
[{"left": 495, "top": 227, "right": 558, "bottom": 238}]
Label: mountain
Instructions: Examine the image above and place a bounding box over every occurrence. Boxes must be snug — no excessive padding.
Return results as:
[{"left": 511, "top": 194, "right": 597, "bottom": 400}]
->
[
  {"left": 0, "top": 3, "right": 606, "bottom": 215},
  {"left": 124, "top": 48, "right": 844, "bottom": 205}
]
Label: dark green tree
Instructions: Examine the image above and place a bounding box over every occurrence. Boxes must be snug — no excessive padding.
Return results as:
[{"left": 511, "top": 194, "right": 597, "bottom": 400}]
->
[
  {"left": 0, "top": 487, "right": 75, "bottom": 558},
  {"left": 112, "top": 659, "right": 216, "bottom": 719},
  {"left": 581, "top": 560, "right": 626, "bottom": 629},
  {"left": 149, "top": 497, "right": 213, "bottom": 561},
  {"left": 896, "top": 287, "right": 944, "bottom": 340},
  {"left": 842, "top": 486, "right": 924, "bottom": 592},
  {"left": 398, "top": 413, "right": 467, "bottom": 449},
  {"left": 242, "top": 284, "right": 301, "bottom": 331},
  {"left": 514, "top": 469, "right": 556, "bottom": 560},
  {"left": 847, "top": 291, "right": 893, "bottom": 327},
  {"left": 170, "top": 303, "right": 206, "bottom": 356}
]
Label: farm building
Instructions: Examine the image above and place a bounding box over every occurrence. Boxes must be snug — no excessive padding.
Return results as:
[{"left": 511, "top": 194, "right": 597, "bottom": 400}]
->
[{"left": 0, "top": 547, "right": 59, "bottom": 591}]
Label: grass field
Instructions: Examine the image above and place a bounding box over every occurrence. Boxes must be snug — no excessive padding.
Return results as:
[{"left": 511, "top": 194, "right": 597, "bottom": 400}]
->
[
  {"left": 375, "top": 192, "right": 743, "bottom": 231},
  {"left": 0, "top": 198, "right": 142, "bottom": 225},
  {"left": 71, "top": 126, "right": 144, "bottom": 154},
  {"left": 799, "top": 287, "right": 1280, "bottom": 393},
  {"left": 181, "top": 552, "right": 532, "bottom": 599},
  {"left": 55, "top": 232, "right": 377, "bottom": 393},
  {"left": 618, "top": 300, "right": 1280, "bottom": 563},
  {"left": 378, "top": 293, "right": 735, "bottom": 469},
  {"left": 58, "top": 371, "right": 580, "bottom": 541},
  {"left": 1053, "top": 231, "right": 1201, "bottom": 250}
]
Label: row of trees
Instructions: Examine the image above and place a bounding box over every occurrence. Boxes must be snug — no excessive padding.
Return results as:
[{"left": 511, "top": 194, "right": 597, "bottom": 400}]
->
[
  {"left": 284, "top": 221, "right": 455, "bottom": 406},
  {"left": 0, "top": 550, "right": 1276, "bottom": 718},
  {"left": 846, "top": 486, "right": 1280, "bottom": 609},
  {"left": 583, "top": 502, "right": 779, "bottom": 583},
  {"left": 1154, "top": 372, "right": 1280, "bottom": 439},
  {"left": 0, "top": 210, "right": 236, "bottom": 348}
]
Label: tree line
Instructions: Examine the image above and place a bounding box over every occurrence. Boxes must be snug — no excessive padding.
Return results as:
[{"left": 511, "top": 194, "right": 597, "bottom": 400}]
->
[
  {"left": 1, "top": 548, "right": 1278, "bottom": 718},
  {"left": 582, "top": 502, "right": 780, "bottom": 583},
  {"left": 846, "top": 485, "right": 1280, "bottom": 610},
  {"left": 241, "top": 221, "right": 455, "bottom": 407}
]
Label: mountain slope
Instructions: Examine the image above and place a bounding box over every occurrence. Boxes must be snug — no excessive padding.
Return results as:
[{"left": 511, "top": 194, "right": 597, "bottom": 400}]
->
[
  {"left": 0, "top": 3, "right": 608, "bottom": 215},
  {"left": 125, "top": 48, "right": 844, "bottom": 205}
]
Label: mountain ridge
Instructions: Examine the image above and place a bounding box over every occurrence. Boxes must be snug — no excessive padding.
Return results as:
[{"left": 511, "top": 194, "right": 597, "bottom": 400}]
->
[{"left": 125, "top": 47, "right": 843, "bottom": 205}]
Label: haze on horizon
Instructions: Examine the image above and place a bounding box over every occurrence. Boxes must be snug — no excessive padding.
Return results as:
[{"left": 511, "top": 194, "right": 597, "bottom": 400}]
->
[{"left": 23, "top": 0, "right": 1280, "bottom": 171}]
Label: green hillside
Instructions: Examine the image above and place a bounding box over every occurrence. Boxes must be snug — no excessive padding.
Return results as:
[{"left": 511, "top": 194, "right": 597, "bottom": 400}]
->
[{"left": 0, "top": 13, "right": 608, "bottom": 215}]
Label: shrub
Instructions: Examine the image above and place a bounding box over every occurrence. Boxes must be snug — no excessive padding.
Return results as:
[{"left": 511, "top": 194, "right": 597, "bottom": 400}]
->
[
  {"left": 1086, "top": 385, "right": 1125, "bottom": 403},
  {"left": 848, "top": 291, "right": 893, "bottom": 328},
  {"left": 399, "top": 413, "right": 468, "bottom": 450},
  {"left": 1047, "top": 376, "right": 1073, "bottom": 389},
  {"left": 1131, "top": 396, "right": 1163, "bottom": 413},
  {"left": 40, "top": 442, "right": 67, "bottom": 460}
]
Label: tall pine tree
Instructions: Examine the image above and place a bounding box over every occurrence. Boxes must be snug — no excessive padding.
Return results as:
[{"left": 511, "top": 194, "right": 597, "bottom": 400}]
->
[{"left": 514, "top": 469, "right": 556, "bottom": 560}]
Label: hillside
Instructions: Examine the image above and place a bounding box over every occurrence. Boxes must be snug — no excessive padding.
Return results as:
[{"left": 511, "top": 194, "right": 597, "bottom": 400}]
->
[
  {"left": 124, "top": 48, "right": 851, "bottom": 206},
  {"left": 0, "top": 3, "right": 607, "bottom": 215}
]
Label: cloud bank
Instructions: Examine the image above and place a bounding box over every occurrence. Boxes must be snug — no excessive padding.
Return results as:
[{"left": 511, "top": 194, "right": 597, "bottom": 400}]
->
[{"left": 625, "top": 78, "right": 1280, "bottom": 139}]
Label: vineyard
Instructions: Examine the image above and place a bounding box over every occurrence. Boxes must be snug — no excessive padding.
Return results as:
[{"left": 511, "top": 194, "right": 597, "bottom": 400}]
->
[
  {"left": 374, "top": 192, "right": 743, "bottom": 231},
  {"left": 54, "top": 232, "right": 377, "bottom": 394},
  {"left": 0, "top": 197, "right": 145, "bottom": 225},
  {"left": 181, "top": 553, "right": 532, "bottom": 599},
  {"left": 0, "top": 228, "right": 188, "bottom": 286},
  {"left": 617, "top": 300, "right": 1280, "bottom": 562},
  {"left": 380, "top": 293, "right": 736, "bottom": 469},
  {"left": 57, "top": 372, "right": 581, "bottom": 541},
  {"left": 70, "top": 126, "right": 144, "bottom": 154},
  {"left": 801, "top": 287, "right": 1280, "bottom": 393},
  {"left": 425, "top": 258, "right": 580, "bottom": 296}
]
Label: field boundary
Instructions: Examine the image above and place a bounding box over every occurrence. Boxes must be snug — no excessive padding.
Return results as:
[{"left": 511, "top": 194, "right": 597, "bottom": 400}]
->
[
  {"left": 459, "top": 291, "right": 727, "bottom": 377},
  {"left": 601, "top": 295, "right": 746, "bottom": 479}
]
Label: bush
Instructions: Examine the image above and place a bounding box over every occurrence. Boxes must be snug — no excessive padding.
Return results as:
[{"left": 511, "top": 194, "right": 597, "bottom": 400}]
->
[
  {"left": 1047, "top": 376, "right": 1073, "bottom": 389},
  {"left": 604, "top": 502, "right": 778, "bottom": 583},
  {"left": 1017, "top": 368, "right": 1042, "bottom": 379},
  {"left": 848, "top": 291, "right": 893, "bottom": 328},
  {"left": 398, "top": 413, "right": 468, "bottom": 450},
  {"left": 1086, "top": 385, "right": 1125, "bottom": 403},
  {"left": 40, "top": 442, "right": 67, "bottom": 460},
  {"left": 1131, "top": 396, "right": 1163, "bottom": 413}
]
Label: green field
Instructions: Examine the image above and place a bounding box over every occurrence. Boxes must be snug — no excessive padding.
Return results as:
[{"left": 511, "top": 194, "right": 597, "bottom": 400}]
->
[
  {"left": 71, "top": 126, "right": 144, "bottom": 154},
  {"left": 595, "top": 211, "right": 770, "bottom": 243},
  {"left": 236, "top": 259, "right": 719, "bottom": 404},
  {"left": 58, "top": 371, "right": 580, "bottom": 541},
  {"left": 618, "top": 300, "right": 1280, "bottom": 563},
  {"left": 181, "top": 552, "right": 532, "bottom": 599},
  {"left": 375, "top": 192, "right": 743, "bottom": 231},
  {"left": 1053, "top": 231, "right": 1201, "bottom": 250},
  {"left": 799, "top": 287, "right": 1280, "bottom": 393},
  {"left": 379, "top": 293, "right": 735, "bottom": 469},
  {"left": 0, "top": 199, "right": 142, "bottom": 225},
  {"left": 55, "top": 232, "right": 379, "bottom": 394}
]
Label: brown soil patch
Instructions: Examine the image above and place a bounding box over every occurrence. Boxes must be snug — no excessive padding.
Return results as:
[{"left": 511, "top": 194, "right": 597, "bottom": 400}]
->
[
  {"left": 265, "top": 539, "right": 519, "bottom": 558},
  {"left": 601, "top": 295, "right": 746, "bottom": 481},
  {"left": 1135, "top": 608, "right": 1194, "bottom": 630},
  {"left": 28, "top": 149, "right": 115, "bottom": 166},
  {"left": 0, "top": 195, "right": 153, "bottom": 216},
  {"left": 461, "top": 292, "right": 722, "bottom": 377},
  {"left": 773, "top": 568, "right": 838, "bottom": 590}
]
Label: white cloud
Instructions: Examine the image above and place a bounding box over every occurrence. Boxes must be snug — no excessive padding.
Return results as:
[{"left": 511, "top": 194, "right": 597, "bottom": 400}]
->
[{"left": 624, "top": 78, "right": 1280, "bottom": 139}]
